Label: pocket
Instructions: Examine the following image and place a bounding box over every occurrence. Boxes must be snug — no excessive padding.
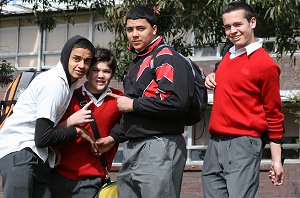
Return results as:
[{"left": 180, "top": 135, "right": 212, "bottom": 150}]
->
[
  {"left": 143, "top": 137, "right": 169, "bottom": 164},
  {"left": 13, "top": 148, "right": 39, "bottom": 167},
  {"left": 237, "top": 136, "right": 262, "bottom": 156},
  {"left": 243, "top": 136, "right": 262, "bottom": 156}
]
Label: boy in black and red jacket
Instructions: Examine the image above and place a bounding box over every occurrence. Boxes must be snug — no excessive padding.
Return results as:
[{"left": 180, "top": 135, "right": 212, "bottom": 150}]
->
[{"left": 97, "top": 5, "right": 190, "bottom": 198}]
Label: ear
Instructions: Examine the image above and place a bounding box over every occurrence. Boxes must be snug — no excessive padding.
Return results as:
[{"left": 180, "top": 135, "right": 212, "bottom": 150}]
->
[
  {"left": 152, "top": 25, "right": 158, "bottom": 35},
  {"left": 250, "top": 17, "right": 256, "bottom": 29}
]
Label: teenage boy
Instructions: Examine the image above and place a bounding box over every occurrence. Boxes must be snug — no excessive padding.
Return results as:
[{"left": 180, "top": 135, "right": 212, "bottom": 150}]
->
[
  {"left": 51, "top": 48, "right": 123, "bottom": 197},
  {"left": 0, "top": 35, "right": 96, "bottom": 198},
  {"left": 97, "top": 5, "right": 190, "bottom": 198},
  {"left": 203, "top": 2, "right": 284, "bottom": 198}
]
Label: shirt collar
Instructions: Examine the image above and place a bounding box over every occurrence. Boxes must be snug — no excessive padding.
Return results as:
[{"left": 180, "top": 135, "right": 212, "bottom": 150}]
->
[
  {"left": 81, "top": 83, "right": 112, "bottom": 107},
  {"left": 229, "top": 38, "right": 263, "bottom": 59}
]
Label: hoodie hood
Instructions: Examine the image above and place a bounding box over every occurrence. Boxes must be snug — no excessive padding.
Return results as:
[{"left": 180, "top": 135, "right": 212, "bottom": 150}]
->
[{"left": 60, "top": 35, "right": 94, "bottom": 87}]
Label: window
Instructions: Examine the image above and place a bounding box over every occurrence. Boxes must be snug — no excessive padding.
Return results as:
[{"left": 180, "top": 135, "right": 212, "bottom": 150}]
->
[
  {"left": 263, "top": 38, "right": 276, "bottom": 53},
  {"left": 192, "top": 44, "right": 223, "bottom": 61}
]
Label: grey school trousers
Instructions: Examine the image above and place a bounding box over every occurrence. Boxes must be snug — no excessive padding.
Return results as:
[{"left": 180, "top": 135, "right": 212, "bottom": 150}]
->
[
  {"left": 50, "top": 170, "right": 104, "bottom": 198},
  {"left": 117, "top": 134, "right": 187, "bottom": 198},
  {"left": 0, "top": 148, "right": 51, "bottom": 198},
  {"left": 201, "top": 135, "right": 263, "bottom": 198}
]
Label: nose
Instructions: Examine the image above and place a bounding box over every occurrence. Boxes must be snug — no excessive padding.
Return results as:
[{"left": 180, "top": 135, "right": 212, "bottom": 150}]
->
[
  {"left": 132, "top": 28, "right": 138, "bottom": 37},
  {"left": 229, "top": 26, "right": 237, "bottom": 34},
  {"left": 78, "top": 60, "right": 88, "bottom": 69},
  {"left": 98, "top": 70, "right": 104, "bottom": 77}
]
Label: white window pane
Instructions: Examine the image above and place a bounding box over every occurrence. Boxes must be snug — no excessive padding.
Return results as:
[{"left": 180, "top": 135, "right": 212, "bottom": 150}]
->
[
  {"left": 68, "top": 17, "right": 89, "bottom": 39},
  {"left": 19, "top": 25, "right": 40, "bottom": 53},
  {"left": 18, "top": 56, "right": 38, "bottom": 68},
  {"left": 45, "top": 23, "right": 66, "bottom": 51},
  {"left": 44, "top": 54, "right": 60, "bottom": 67},
  {"left": 93, "top": 22, "right": 115, "bottom": 48},
  {"left": 0, "top": 26, "right": 18, "bottom": 53}
]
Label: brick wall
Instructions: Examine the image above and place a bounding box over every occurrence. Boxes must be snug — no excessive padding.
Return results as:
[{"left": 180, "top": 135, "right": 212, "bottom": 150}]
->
[
  {"left": 0, "top": 163, "right": 299, "bottom": 197},
  {"left": 109, "top": 164, "right": 300, "bottom": 198}
]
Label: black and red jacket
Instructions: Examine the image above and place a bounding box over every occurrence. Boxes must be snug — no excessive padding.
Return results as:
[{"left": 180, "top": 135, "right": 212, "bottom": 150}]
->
[{"left": 111, "top": 36, "right": 191, "bottom": 143}]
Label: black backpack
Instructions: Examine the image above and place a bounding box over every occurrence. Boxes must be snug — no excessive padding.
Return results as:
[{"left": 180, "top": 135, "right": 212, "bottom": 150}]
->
[{"left": 150, "top": 44, "right": 208, "bottom": 126}]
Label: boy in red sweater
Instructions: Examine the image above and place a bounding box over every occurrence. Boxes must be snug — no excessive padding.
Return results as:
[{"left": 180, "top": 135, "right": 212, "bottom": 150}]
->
[
  {"left": 50, "top": 48, "right": 123, "bottom": 197},
  {"left": 203, "top": 2, "right": 284, "bottom": 198}
]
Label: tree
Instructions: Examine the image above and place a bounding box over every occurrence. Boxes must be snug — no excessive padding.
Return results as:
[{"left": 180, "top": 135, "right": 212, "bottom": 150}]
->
[
  {"left": 1, "top": 0, "right": 298, "bottom": 128},
  {"left": 1, "top": 0, "right": 299, "bottom": 80},
  {"left": 0, "top": 60, "right": 14, "bottom": 87}
]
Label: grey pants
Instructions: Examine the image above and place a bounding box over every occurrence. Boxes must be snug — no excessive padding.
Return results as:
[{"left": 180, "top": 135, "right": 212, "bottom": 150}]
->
[
  {"left": 117, "top": 134, "right": 187, "bottom": 198},
  {"left": 0, "top": 148, "right": 51, "bottom": 198},
  {"left": 201, "top": 135, "right": 263, "bottom": 198},
  {"left": 50, "top": 170, "right": 104, "bottom": 198}
]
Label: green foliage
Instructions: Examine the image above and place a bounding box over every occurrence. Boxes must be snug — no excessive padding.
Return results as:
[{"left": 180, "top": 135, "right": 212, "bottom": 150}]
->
[
  {"left": 2, "top": 0, "right": 300, "bottom": 80},
  {"left": 290, "top": 95, "right": 300, "bottom": 124},
  {"left": 0, "top": 60, "right": 14, "bottom": 88}
]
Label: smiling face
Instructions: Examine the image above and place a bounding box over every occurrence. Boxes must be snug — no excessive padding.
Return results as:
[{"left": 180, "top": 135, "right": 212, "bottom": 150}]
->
[
  {"left": 126, "top": 18, "right": 157, "bottom": 51},
  {"left": 222, "top": 9, "right": 256, "bottom": 50},
  {"left": 68, "top": 47, "right": 93, "bottom": 83},
  {"left": 86, "top": 61, "right": 113, "bottom": 94}
]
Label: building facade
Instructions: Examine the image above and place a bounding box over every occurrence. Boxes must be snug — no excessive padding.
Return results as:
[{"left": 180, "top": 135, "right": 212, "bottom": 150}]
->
[{"left": 1, "top": 2, "right": 300, "bottom": 196}]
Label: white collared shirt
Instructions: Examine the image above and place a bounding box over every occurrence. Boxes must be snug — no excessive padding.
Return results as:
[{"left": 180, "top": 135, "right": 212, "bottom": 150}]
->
[
  {"left": 81, "top": 84, "right": 112, "bottom": 107},
  {"left": 229, "top": 38, "right": 264, "bottom": 59}
]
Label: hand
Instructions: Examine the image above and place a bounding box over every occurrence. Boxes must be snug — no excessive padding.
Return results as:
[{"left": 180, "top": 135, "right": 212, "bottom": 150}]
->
[
  {"left": 96, "top": 136, "right": 116, "bottom": 154},
  {"left": 68, "top": 101, "right": 93, "bottom": 126},
  {"left": 75, "top": 126, "right": 100, "bottom": 155},
  {"left": 108, "top": 93, "right": 133, "bottom": 112},
  {"left": 269, "top": 161, "right": 284, "bottom": 186},
  {"left": 205, "top": 73, "right": 216, "bottom": 90}
]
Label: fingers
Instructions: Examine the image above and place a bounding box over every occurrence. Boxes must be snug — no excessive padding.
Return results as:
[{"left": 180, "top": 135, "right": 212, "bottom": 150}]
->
[
  {"left": 82, "top": 100, "right": 93, "bottom": 110},
  {"left": 107, "top": 92, "right": 121, "bottom": 99},
  {"left": 205, "top": 73, "right": 216, "bottom": 90},
  {"left": 275, "top": 175, "right": 284, "bottom": 186},
  {"left": 269, "top": 165, "right": 284, "bottom": 186}
]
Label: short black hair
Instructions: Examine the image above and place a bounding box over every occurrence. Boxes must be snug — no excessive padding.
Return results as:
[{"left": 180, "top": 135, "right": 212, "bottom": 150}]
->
[
  {"left": 223, "top": 1, "right": 256, "bottom": 22},
  {"left": 126, "top": 5, "right": 158, "bottom": 26},
  {"left": 73, "top": 39, "right": 95, "bottom": 56},
  {"left": 87, "top": 48, "right": 117, "bottom": 76}
]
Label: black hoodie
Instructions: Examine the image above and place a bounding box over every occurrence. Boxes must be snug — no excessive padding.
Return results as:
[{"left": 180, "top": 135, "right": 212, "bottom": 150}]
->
[
  {"left": 60, "top": 35, "right": 94, "bottom": 87},
  {"left": 35, "top": 35, "right": 94, "bottom": 148}
]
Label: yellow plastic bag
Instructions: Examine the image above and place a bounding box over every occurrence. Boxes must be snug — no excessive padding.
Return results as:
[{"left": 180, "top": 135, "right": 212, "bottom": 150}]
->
[{"left": 98, "top": 180, "right": 118, "bottom": 198}]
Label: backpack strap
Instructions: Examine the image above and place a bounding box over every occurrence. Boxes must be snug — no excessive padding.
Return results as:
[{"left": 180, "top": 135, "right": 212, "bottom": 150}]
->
[
  {"left": 0, "top": 73, "right": 22, "bottom": 128},
  {"left": 73, "top": 91, "right": 100, "bottom": 141},
  {"left": 72, "top": 91, "right": 109, "bottom": 168}
]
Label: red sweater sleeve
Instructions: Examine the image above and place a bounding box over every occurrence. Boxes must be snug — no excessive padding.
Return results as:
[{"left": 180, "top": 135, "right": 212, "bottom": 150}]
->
[{"left": 258, "top": 54, "right": 284, "bottom": 140}]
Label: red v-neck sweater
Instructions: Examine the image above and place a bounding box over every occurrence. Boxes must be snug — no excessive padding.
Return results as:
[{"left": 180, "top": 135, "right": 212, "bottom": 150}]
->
[
  {"left": 55, "top": 87, "right": 123, "bottom": 180},
  {"left": 209, "top": 48, "right": 284, "bottom": 140}
]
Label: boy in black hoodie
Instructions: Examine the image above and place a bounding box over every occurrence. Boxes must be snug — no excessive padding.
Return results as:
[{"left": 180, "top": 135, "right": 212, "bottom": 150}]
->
[{"left": 0, "top": 35, "right": 97, "bottom": 198}]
